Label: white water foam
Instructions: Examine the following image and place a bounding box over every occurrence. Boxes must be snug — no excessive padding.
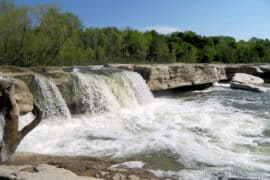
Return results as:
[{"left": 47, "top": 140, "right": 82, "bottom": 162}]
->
[
  {"left": 111, "top": 161, "right": 145, "bottom": 169},
  {"left": 17, "top": 90, "right": 270, "bottom": 179},
  {"left": 14, "top": 74, "right": 270, "bottom": 179},
  {"left": 193, "top": 82, "right": 231, "bottom": 93}
]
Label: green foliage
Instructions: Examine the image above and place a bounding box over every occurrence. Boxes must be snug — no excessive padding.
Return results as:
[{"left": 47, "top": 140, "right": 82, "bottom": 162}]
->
[{"left": 0, "top": 0, "right": 270, "bottom": 66}]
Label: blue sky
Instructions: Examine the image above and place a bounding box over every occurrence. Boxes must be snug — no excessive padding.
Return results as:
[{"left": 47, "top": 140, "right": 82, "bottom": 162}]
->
[{"left": 11, "top": 0, "right": 270, "bottom": 40}]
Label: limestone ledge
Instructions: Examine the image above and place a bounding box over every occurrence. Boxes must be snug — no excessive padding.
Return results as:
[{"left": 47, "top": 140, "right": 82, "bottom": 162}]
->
[
  {"left": 107, "top": 63, "right": 270, "bottom": 91},
  {"left": 1, "top": 64, "right": 270, "bottom": 114}
]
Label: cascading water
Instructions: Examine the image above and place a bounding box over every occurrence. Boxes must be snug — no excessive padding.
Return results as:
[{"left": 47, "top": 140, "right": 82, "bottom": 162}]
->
[
  {"left": 114, "top": 71, "right": 153, "bottom": 104},
  {"left": 72, "top": 70, "right": 120, "bottom": 114},
  {"left": 34, "top": 75, "right": 71, "bottom": 119},
  {"left": 71, "top": 68, "right": 153, "bottom": 114},
  {"left": 14, "top": 70, "right": 270, "bottom": 179}
]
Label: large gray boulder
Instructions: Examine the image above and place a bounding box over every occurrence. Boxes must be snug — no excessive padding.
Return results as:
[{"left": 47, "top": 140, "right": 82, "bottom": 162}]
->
[
  {"left": 232, "top": 73, "right": 264, "bottom": 85},
  {"left": 231, "top": 73, "right": 269, "bottom": 93}
]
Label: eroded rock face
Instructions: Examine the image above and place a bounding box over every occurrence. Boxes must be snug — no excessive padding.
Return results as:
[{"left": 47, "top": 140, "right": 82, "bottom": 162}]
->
[
  {"left": 231, "top": 73, "right": 269, "bottom": 93},
  {"left": 0, "top": 79, "right": 34, "bottom": 114},
  {"left": 108, "top": 64, "right": 227, "bottom": 91},
  {"left": 109, "top": 64, "right": 270, "bottom": 91},
  {"left": 1, "top": 64, "right": 270, "bottom": 114}
]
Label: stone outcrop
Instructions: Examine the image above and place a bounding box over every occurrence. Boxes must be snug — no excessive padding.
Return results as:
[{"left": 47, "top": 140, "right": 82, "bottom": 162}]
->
[
  {"left": 108, "top": 64, "right": 227, "bottom": 91},
  {"left": 2, "top": 152, "right": 163, "bottom": 180},
  {"left": 231, "top": 73, "right": 270, "bottom": 93},
  {"left": 0, "top": 164, "right": 99, "bottom": 180},
  {"left": 224, "top": 64, "right": 270, "bottom": 79},
  {"left": 1, "top": 64, "right": 270, "bottom": 113},
  {"left": 108, "top": 64, "right": 270, "bottom": 91},
  {"left": 232, "top": 73, "right": 264, "bottom": 85}
]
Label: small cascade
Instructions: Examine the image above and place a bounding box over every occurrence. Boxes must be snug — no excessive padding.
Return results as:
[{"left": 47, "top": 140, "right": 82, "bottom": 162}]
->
[
  {"left": 101, "top": 70, "right": 153, "bottom": 106},
  {"left": 0, "top": 68, "right": 153, "bottom": 117},
  {"left": 72, "top": 68, "right": 153, "bottom": 114},
  {"left": 120, "top": 71, "right": 154, "bottom": 104},
  {"left": 34, "top": 75, "right": 71, "bottom": 119},
  {"left": 72, "top": 69, "right": 120, "bottom": 114}
]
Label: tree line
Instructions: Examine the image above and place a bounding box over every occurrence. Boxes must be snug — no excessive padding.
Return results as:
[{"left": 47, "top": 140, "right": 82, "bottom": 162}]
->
[{"left": 0, "top": 0, "right": 270, "bottom": 66}]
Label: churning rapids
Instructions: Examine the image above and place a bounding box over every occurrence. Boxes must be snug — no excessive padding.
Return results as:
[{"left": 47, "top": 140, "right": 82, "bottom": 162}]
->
[{"left": 2, "top": 69, "right": 270, "bottom": 179}]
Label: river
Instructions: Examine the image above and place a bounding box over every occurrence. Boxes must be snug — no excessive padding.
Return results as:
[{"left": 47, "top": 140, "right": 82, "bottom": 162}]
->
[{"left": 17, "top": 82, "right": 270, "bottom": 179}]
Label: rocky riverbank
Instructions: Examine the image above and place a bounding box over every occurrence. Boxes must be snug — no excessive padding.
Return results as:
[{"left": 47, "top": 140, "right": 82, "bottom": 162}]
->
[
  {"left": 1, "top": 64, "right": 270, "bottom": 91},
  {"left": 107, "top": 63, "right": 270, "bottom": 90},
  {"left": 1, "top": 64, "right": 270, "bottom": 179},
  {"left": 1, "top": 64, "right": 270, "bottom": 114},
  {"left": 1, "top": 153, "right": 168, "bottom": 180}
]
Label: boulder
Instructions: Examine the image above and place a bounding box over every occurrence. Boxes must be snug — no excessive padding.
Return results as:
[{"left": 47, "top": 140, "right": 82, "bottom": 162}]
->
[
  {"left": 0, "top": 79, "right": 34, "bottom": 114},
  {"left": 232, "top": 73, "right": 264, "bottom": 85},
  {"left": 230, "top": 73, "right": 269, "bottom": 93},
  {"left": 0, "top": 164, "right": 99, "bottom": 180}
]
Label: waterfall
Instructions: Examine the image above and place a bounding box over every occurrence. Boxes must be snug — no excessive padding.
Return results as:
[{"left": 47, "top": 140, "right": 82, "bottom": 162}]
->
[
  {"left": 0, "top": 68, "right": 153, "bottom": 117},
  {"left": 120, "top": 71, "right": 154, "bottom": 104},
  {"left": 34, "top": 75, "right": 71, "bottom": 119},
  {"left": 72, "top": 68, "right": 153, "bottom": 114},
  {"left": 72, "top": 70, "right": 120, "bottom": 114}
]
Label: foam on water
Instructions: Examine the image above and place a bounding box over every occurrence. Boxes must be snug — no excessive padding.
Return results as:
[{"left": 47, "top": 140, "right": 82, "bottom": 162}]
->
[
  {"left": 17, "top": 85, "right": 270, "bottom": 179},
  {"left": 111, "top": 161, "right": 145, "bottom": 169}
]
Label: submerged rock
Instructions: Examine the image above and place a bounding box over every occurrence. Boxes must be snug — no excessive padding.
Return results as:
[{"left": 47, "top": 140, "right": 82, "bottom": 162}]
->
[{"left": 230, "top": 73, "right": 269, "bottom": 93}]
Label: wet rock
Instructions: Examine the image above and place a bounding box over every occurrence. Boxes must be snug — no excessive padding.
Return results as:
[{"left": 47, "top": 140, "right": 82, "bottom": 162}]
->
[
  {"left": 231, "top": 73, "right": 269, "bottom": 93},
  {"left": 232, "top": 73, "right": 264, "bottom": 85}
]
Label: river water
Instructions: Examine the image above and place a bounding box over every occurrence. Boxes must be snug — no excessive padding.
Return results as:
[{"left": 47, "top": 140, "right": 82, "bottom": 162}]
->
[{"left": 17, "top": 83, "right": 270, "bottom": 179}]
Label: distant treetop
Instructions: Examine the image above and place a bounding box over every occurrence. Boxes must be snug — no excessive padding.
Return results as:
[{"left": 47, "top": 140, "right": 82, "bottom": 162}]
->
[{"left": 0, "top": 0, "right": 269, "bottom": 66}]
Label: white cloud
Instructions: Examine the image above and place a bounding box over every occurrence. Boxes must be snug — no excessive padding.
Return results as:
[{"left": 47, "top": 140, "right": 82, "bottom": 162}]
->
[{"left": 144, "top": 25, "right": 180, "bottom": 34}]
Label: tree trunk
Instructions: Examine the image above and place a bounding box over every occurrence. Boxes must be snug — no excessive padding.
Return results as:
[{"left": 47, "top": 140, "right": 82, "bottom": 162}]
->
[{"left": 0, "top": 81, "right": 43, "bottom": 162}]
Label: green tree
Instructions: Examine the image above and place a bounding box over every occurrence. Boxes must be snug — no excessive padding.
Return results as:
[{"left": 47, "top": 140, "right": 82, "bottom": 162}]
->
[
  {"left": 0, "top": 0, "right": 30, "bottom": 65},
  {"left": 32, "top": 7, "right": 82, "bottom": 65},
  {"left": 1, "top": 0, "right": 270, "bottom": 66},
  {"left": 199, "top": 45, "right": 215, "bottom": 63},
  {"left": 122, "top": 29, "right": 148, "bottom": 62}
]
